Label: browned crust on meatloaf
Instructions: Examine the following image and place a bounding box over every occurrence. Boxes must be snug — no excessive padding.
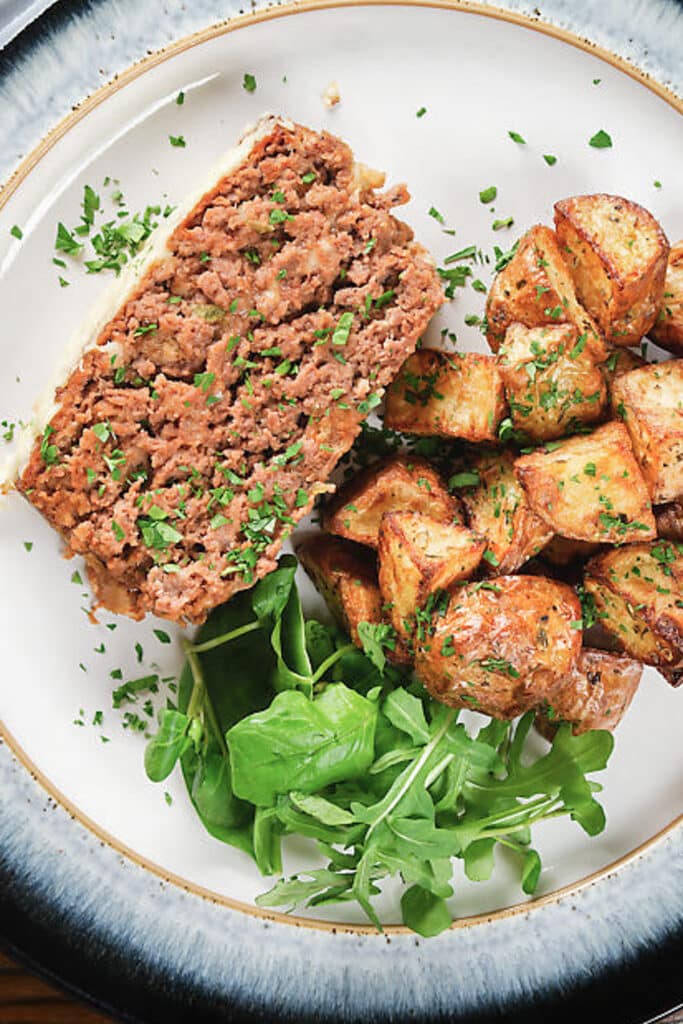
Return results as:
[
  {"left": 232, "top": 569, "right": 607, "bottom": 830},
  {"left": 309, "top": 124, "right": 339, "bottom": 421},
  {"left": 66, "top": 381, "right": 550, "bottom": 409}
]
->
[{"left": 18, "top": 121, "right": 443, "bottom": 624}]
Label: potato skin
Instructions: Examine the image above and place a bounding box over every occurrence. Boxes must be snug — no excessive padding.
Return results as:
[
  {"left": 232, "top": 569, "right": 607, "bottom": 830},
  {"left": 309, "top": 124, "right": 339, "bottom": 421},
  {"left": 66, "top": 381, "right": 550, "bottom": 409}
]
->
[
  {"left": 377, "top": 512, "right": 485, "bottom": 639},
  {"left": 554, "top": 194, "right": 669, "bottom": 347},
  {"left": 611, "top": 360, "right": 683, "bottom": 503},
  {"left": 514, "top": 421, "right": 656, "bottom": 543},
  {"left": 414, "top": 575, "right": 582, "bottom": 718},
  {"left": 498, "top": 322, "right": 607, "bottom": 441},
  {"left": 540, "top": 535, "right": 602, "bottom": 570},
  {"left": 383, "top": 349, "right": 507, "bottom": 442},
  {"left": 600, "top": 346, "right": 645, "bottom": 400},
  {"left": 583, "top": 541, "right": 683, "bottom": 669},
  {"left": 296, "top": 533, "right": 411, "bottom": 665},
  {"left": 459, "top": 448, "right": 553, "bottom": 573},
  {"left": 649, "top": 241, "right": 683, "bottom": 355},
  {"left": 655, "top": 500, "right": 683, "bottom": 541},
  {"left": 485, "top": 224, "right": 605, "bottom": 358},
  {"left": 323, "top": 455, "right": 460, "bottom": 549},
  {"left": 535, "top": 648, "right": 642, "bottom": 737}
]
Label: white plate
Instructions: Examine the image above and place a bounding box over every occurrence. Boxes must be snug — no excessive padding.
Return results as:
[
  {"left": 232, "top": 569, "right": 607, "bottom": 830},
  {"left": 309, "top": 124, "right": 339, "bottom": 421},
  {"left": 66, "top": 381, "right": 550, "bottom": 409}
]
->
[{"left": 1, "top": 0, "right": 682, "bottom": 929}]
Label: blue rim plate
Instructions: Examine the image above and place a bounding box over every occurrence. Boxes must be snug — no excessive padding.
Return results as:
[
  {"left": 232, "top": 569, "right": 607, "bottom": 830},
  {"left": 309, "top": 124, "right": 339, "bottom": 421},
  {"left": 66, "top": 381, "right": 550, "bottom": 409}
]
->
[{"left": 1, "top": 1, "right": 682, "bottom": 1021}]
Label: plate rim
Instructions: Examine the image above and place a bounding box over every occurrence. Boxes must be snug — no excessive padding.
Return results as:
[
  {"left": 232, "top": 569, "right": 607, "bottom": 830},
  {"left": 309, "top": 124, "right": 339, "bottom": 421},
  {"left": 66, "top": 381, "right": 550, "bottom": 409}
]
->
[{"left": 1, "top": 0, "right": 682, "bottom": 939}]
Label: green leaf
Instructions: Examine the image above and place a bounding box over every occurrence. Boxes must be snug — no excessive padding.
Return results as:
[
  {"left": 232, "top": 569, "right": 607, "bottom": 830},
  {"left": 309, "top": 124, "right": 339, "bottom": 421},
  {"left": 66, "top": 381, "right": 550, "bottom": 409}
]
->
[
  {"left": 463, "top": 837, "right": 496, "bottom": 881},
  {"left": 369, "top": 747, "right": 421, "bottom": 775},
  {"left": 289, "top": 791, "right": 356, "bottom": 826},
  {"left": 270, "top": 582, "right": 313, "bottom": 694},
  {"left": 388, "top": 817, "right": 461, "bottom": 860},
  {"left": 251, "top": 554, "right": 297, "bottom": 624},
  {"left": 227, "top": 684, "right": 378, "bottom": 805},
  {"left": 356, "top": 620, "right": 397, "bottom": 674},
  {"left": 256, "top": 869, "right": 349, "bottom": 911},
  {"left": 400, "top": 885, "right": 452, "bottom": 937},
  {"left": 382, "top": 689, "right": 431, "bottom": 745},
  {"left": 253, "top": 806, "right": 282, "bottom": 876},
  {"left": 304, "top": 619, "right": 338, "bottom": 670},
  {"left": 521, "top": 847, "right": 542, "bottom": 894},
  {"left": 144, "top": 709, "right": 190, "bottom": 782}
]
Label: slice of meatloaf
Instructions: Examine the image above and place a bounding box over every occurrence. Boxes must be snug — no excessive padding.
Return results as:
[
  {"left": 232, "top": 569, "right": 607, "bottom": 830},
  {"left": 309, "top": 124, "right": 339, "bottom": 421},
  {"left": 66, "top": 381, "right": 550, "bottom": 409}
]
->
[{"left": 17, "top": 117, "right": 443, "bottom": 624}]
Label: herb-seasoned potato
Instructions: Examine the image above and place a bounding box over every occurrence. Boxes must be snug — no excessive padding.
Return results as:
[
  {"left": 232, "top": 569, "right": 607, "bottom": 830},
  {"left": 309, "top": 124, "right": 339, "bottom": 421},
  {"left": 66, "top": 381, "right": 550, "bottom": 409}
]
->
[
  {"left": 583, "top": 541, "right": 683, "bottom": 670},
  {"left": 296, "top": 533, "right": 411, "bottom": 666},
  {"left": 535, "top": 648, "right": 642, "bottom": 737},
  {"left": 610, "top": 360, "right": 683, "bottom": 503},
  {"left": 458, "top": 449, "right": 554, "bottom": 573},
  {"left": 377, "top": 512, "right": 486, "bottom": 639},
  {"left": 514, "top": 421, "right": 656, "bottom": 543},
  {"left": 485, "top": 224, "right": 605, "bottom": 358},
  {"left": 554, "top": 194, "right": 669, "bottom": 347},
  {"left": 414, "top": 575, "right": 582, "bottom": 718},
  {"left": 497, "top": 322, "right": 607, "bottom": 441},
  {"left": 655, "top": 500, "right": 683, "bottom": 541},
  {"left": 383, "top": 349, "right": 507, "bottom": 442},
  {"left": 649, "top": 241, "right": 683, "bottom": 355},
  {"left": 323, "top": 455, "right": 460, "bottom": 549},
  {"left": 600, "top": 346, "right": 645, "bottom": 399}
]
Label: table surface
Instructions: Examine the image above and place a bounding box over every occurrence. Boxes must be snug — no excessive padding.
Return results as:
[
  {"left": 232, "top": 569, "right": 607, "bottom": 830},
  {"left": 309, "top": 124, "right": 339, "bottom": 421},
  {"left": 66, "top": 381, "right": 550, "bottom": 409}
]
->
[{"left": 1, "top": 945, "right": 682, "bottom": 1024}]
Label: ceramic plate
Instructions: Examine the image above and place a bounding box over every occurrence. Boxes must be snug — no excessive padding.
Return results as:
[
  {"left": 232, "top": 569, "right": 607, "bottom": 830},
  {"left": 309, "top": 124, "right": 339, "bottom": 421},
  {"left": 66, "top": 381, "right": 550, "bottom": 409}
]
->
[{"left": 1, "top": 1, "right": 682, "bottom": 1021}]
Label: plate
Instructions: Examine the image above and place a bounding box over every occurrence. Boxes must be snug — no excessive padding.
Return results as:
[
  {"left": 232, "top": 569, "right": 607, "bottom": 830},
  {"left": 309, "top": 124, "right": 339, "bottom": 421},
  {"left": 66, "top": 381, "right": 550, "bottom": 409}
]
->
[{"left": 1, "top": 1, "right": 682, "bottom": 1020}]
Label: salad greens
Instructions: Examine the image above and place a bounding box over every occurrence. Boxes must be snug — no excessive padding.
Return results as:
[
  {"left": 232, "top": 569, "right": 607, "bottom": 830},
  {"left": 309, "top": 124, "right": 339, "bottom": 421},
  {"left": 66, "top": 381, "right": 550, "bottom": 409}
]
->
[{"left": 144, "top": 555, "right": 614, "bottom": 936}]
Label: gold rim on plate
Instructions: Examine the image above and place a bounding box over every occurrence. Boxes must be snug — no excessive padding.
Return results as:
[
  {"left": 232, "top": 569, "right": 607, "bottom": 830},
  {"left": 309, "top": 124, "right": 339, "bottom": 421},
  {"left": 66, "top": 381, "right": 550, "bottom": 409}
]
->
[{"left": 0, "top": 0, "right": 681, "bottom": 936}]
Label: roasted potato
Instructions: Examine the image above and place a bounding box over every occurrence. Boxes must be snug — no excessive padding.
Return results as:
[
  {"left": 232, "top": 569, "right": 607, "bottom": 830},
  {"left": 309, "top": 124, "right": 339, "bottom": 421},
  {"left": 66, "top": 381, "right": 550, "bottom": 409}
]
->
[
  {"left": 655, "top": 500, "right": 683, "bottom": 541},
  {"left": 514, "top": 421, "right": 656, "bottom": 543},
  {"left": 324, "top": 455, "right": 460, "bottom": 549},
  {"left": 535, "top": 648, "right": 642, "bottom": 737},
  {"left": 485, "top": 224, "right": 605, "bottom": 358},
  {"left": 377, "top": 512, "right": 486, "bottom": 639},
  {"left": 383, "top": 349, "right": 507, "bottom": 442},
  {"left": 296, "top": 533, "right": 411, "bottom": 666},
  {"left": 649, "top": 241, "right": 683, "bottom": 355},
  {"left": 414, "top": 575, "right": 582, "bottom": 718},
  {"left": 554, "top": 194, "right": 669, "bottom": 347},
  {"left": 497, "top": 322, "right": 607, "bottom": 441},
  {"left": 583, "top": 541, "right": 683, "bottom": 670},
  {"left": 458, "top": 448, "right": 554, "bottom": 573},
  {"left": 610, "top": 360, "right": 683, "bottom": 503},
  {"left": 600, "top": 346, "right": 646, "bottom": 399}
]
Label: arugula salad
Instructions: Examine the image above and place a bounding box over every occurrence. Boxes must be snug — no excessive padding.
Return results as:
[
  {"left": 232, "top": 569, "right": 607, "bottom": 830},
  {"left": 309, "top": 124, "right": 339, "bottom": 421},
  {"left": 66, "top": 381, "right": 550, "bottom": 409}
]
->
[{"left": 144, "top": 555, "right": 613, "bottom": 937}]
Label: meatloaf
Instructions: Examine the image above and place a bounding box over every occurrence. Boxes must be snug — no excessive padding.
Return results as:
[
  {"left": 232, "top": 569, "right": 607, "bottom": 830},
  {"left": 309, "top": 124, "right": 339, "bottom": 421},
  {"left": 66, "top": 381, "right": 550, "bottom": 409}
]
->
[{"left": 16, "top": 117, "right": 443, "bottom": 623}]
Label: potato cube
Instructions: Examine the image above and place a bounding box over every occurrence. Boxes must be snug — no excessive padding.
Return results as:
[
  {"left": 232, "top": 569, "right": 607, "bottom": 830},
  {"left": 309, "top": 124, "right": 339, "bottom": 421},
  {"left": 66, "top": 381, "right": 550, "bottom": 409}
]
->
[
  {"left": 583, "top": 541, "right": 683, "bottom": 670},
  {"left": 485, "top": 224, "right": 605, "bottom": 357},
  {"left": 535, "top": 648, "right": 642, "bottom": 737},
  {"left": 458, "top": 448, "right": 554, "bottom": 574},
  {"left": 498, "top": 322, "right": 607, "bottom": 441},
  {"left": 514, "top": 421, "right": 656, "bottom": 543},
  {"left": 383, "top": 349, "right": 507, "bottom": 442},
  {"left": 296, "top": 533, "right": 411, "bottom": 665},
  {"left": 377, "top": 512, "right": 485, "bottom": 639},
  {"left": 649, "top": 241, "right": 683, "bottom": 355},
  {"left": 554, "top": 194, "right": 669, "bottom": 347},
  {"left": 414, "top": 575, "right": 582, "bottom": 718},
  {"left": 323, "top": 455, "right": 460, "bottom": 548},
  {"left": 610, "top": 360, "right": 683, "bottom": 503}
]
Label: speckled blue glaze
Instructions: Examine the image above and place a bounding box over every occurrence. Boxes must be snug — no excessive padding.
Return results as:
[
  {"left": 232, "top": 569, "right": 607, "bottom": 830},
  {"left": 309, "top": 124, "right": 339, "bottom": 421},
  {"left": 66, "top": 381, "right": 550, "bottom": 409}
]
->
[
  {"left": 1, "top": 736, "right": 682, "bottom": 1021},
  {"left": 1, "top": 3, "right": 683, "bottom": 1021}
]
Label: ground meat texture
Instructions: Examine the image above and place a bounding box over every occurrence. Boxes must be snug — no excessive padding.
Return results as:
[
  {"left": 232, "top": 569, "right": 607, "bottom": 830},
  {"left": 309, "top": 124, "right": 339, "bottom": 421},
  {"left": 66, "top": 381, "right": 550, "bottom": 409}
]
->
[{"left": 18, "top": 120, "right": 443, "bottom": 624}]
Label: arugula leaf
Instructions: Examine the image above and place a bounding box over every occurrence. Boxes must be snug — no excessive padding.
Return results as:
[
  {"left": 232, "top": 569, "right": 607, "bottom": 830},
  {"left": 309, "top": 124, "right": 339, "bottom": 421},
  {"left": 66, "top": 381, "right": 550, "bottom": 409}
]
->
[
  {"left": 227, "top": 684, "right": 378, "bottom": 805},
  {"left": 400, "top": 885, "right": 452, "bottom": 937},
  {"left": 144, "top": 709, "right": 191, "bottom": 781},
  {"left": 382, "top": 689, "right": 431, "bottom": 745}
]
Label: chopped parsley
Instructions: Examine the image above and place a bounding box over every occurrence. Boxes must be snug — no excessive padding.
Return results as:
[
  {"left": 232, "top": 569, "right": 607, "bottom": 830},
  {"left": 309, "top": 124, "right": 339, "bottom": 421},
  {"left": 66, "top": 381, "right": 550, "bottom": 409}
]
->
[
  {"left": 416, "top": 106, "right": 427, "bottom": 118},
  {"left": 176, "top": 90, "right": 185, "bottom": 105},
  {"left": 543, "top": 154, "right": 557, "bottom": 166},
  {"left": 243, "top": 73, "right": 257, "bottom": 93},
  {"left": 508, "top": 130, "right": 526, "bottom": 144},
  {"left": 332, "top": 311, "right": 354, "bottom": 346},
  {"left": 10, "top": 225, "right": 23, "bottom": 240},
  {"left": 589, "top": 129, "right": 612, "bottom": 149},
  {"left": 428, "top": 206, "right": 445, "bottom": 224},
  {"left": 169, "top": 135, "right": 186, "bottom": 148},
  {"left": 479, "top": 186, "right": 497, "bottom": 204}
]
